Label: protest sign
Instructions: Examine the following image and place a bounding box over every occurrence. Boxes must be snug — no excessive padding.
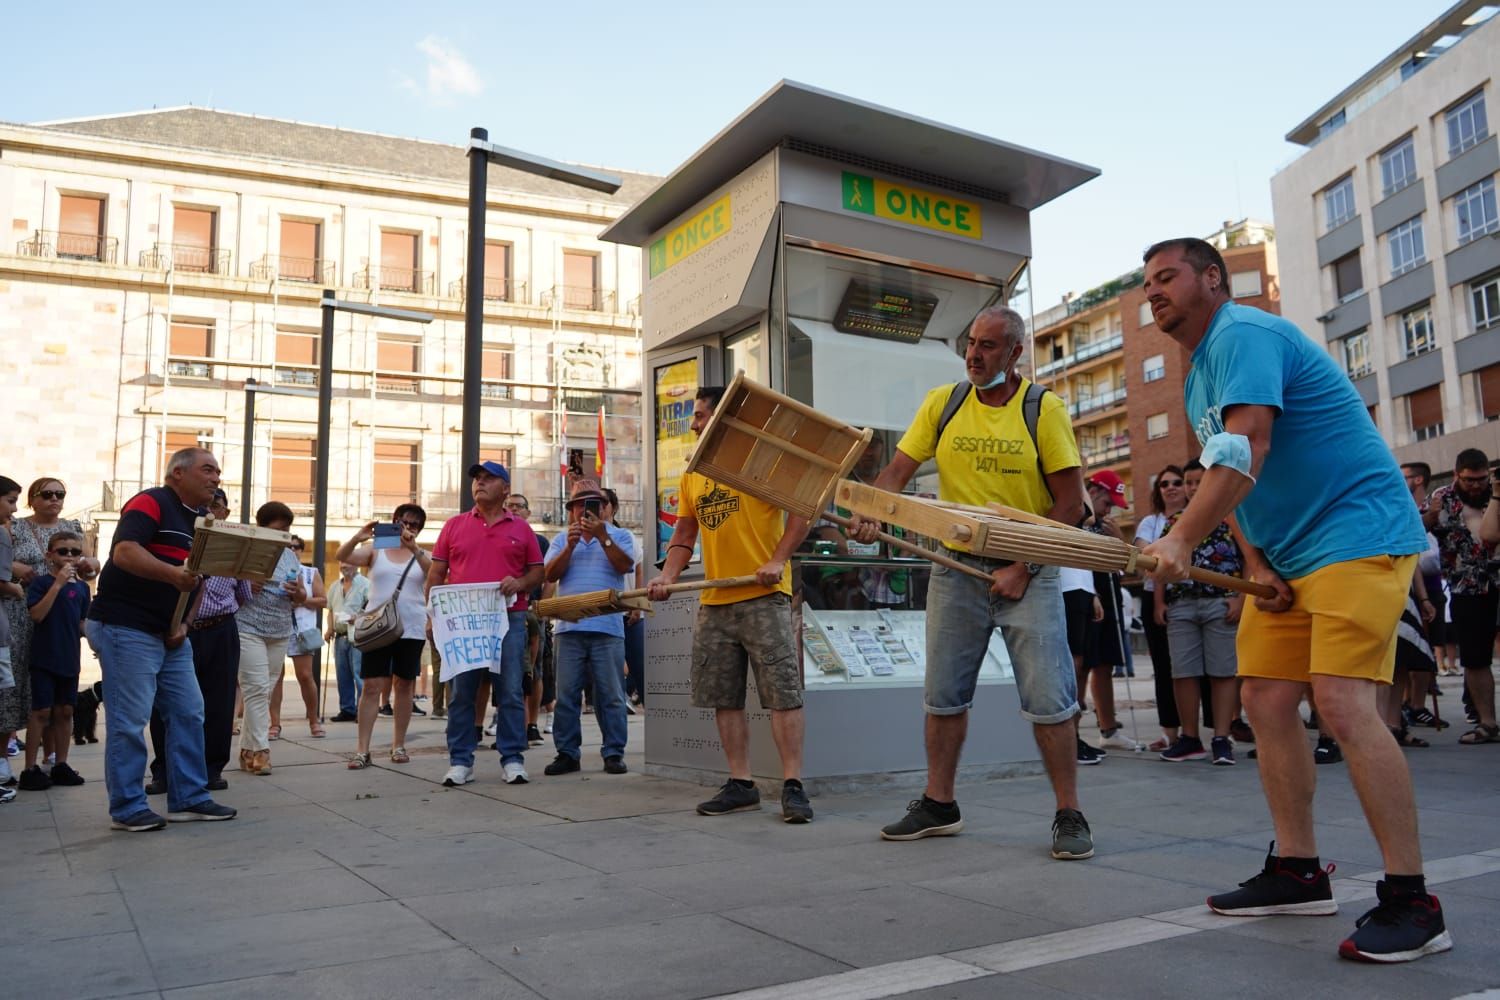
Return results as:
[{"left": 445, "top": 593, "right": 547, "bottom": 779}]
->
[{"left": 428, "top": 583, "right": 513, "bottom": 682}]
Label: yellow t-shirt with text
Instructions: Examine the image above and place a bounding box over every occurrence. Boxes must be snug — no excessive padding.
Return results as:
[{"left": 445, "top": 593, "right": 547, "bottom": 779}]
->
[
  {"left": 680, "top": 472, "right": 792, "bottom": 605},
  {"left": 896, "top": 379, "right": 1080, "bottom": 542}
]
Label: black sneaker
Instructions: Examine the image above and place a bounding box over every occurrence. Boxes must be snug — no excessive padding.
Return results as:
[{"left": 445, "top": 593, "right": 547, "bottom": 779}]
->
[
  {"left": 167, "top": 800, "right": 237, "bottom": 822},
  {"left": 1208, "top": 842, "right": 1338, "bottom": 916},
  {"left": 144, "top": 777, "right": 167, "bottom": 795},
  {"left": 409, "top": 702, "right": 426, "bottom": 717},
  {"left": 1160, "top": 735, "right": 1207, "bottom": 762},
  {"left": 378, "top": 704, "right": 393, "bottom": 717},
  {"left": 603, "top": 756, "right": 628, "bottom": 775},
  {"left": 18, "top": 766, "right": 51, "bottom": 791},
  {"left": 781, "top": 781, "right": 813, "bottom": 824},
  {"left": 206, "top": 776, "right": 229, "bottom": 791},
  {"left": 880, "top": 796, "right": 963, "bottom": 840},
  {"left": 1338, "top": 880, "right": 1453, "bottom": 963},
  {"left": 1051, "top": 808, "right": 1094, "bottom": 860},
  {"left": 1314, "top": 735, "right": 1343, "bottom": 765},
  {"left": 527, "top": 723, "right": 544, "bottom": 746},
  {"left": 697, "top": 780, "right": 761, "bottom": 816},
  {"left": 1230, "top": 718, "right": 1255, "bottom": 744},
  {"left": 1211, "top": 736, "right": 1235, "bottom": 766},
  {"left": 1076, "top": 739, "right": 1105, "bottom": 765},
  {"left": 50, "top": 762, "right": 85, "bottom": 786},
  {"left": 330, "top": 711, "right": 358, "bottom": 723},
  {"left": 111, "top": 809, "right": 167, "bottom": 832},
  {"left": 543, "top": 753, "right": 581, "bottom": 776}
]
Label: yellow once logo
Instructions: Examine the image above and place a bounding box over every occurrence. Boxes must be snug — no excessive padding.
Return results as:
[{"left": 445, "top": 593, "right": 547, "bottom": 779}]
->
[
  {"left": 841, "top": 172, "right": 981, "bottom": 240},
  {"left": 648, "top": 195, "right": 733, "bottom": 278}
]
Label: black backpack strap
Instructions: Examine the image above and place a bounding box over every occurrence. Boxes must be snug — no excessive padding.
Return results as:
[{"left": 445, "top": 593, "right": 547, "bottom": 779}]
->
[
  {"left": 1022, "top": 381, "right": 1053, "bottom": 502},
  {"left": 934, "top": 381, "right": 972, "bottom": 447}
]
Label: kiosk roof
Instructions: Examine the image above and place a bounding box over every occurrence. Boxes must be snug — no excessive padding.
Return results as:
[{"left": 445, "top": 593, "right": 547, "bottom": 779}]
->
[{"left": 601, "top": 80, "right": 1098, "bottom": 247}]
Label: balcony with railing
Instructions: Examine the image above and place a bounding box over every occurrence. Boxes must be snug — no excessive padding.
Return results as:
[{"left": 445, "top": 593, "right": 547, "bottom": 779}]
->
[
  {"left": 140, "top": 243, "right": 232, "bottom": 275},
  {"left": 1034, "top": 332, "right": 1124, "bottom": 379},
  {"left": 1081, "top": 433, "right": 1131, "bottom": 466},
  {"left": 274, "top": 365, "right": 319, "bottom": 388},
  {"left": 354, "top": 266, "right": 435, "bottom": 295},
  {"left": 15, "top": 229, "right": 119, "bottom": 264},
  {"left": 166, "top": 356, "right": 215, "bottom": 380},
  {"left": 447, "top": 276, "right": 527, "bottom": 303},
  {"left": 251, "top": 255, "right": 336, "bottom": 285},
  {"left": 542, "top": 284, "right": 614, "bottom": 313},
  {"left": 1070, "top": 384, "right": 1128, "bottom": 418}
]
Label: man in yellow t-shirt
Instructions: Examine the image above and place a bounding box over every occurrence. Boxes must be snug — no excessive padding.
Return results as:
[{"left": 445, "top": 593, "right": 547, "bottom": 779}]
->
[
  {"left": 851, "top": 304, "right": 1094, "bottom": 860},
  {"left": 647, "top": 386, "right": 814, "bottom": 823}
]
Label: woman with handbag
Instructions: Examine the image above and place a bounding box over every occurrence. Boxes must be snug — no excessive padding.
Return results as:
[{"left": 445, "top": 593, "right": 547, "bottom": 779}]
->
[
  {"left": 271, "top": 536, "right": 327, "bottom": 739},
  {"left": 235, "top": 502, "right": 304, "bottom": 776},
  {"left": 335, "top": 504, "right": 430, "bottom": 768}
]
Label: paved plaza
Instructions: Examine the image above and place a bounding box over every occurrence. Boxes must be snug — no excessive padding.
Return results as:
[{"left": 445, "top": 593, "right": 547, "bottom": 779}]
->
[{"left": 2, "top": 668, "right": 1498, "bottom": 999}]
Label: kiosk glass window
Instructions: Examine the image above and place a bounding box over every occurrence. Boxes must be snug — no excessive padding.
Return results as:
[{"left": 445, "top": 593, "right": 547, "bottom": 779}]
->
[{"left": 652, "top": 356, "right": 702, "bottom": 559}]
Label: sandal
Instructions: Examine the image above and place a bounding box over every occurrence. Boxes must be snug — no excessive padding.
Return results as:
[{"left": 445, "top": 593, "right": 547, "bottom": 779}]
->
[
  {"left": 347, "top": 752, "right": 371, "bottom": 770},
  {"left": 268, "top": 725, "right": 282, "bottom": 741},
  {"left": 310, "top": 723, "right": 327, "bottom": 739},
  {"left": 1391, "top": 726, "right": 1429, "bottom": 748},
  {"left": 389, "top": 747, "right": 410, "bottom": 764},
  {"left": 1458, "top": 724, "right": 1500, "bottom": 745}
]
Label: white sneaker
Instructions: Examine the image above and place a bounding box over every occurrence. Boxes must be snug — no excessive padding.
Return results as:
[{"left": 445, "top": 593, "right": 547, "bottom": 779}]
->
[
  {"left": 442, "top": 765, "right": 474, "bottom": 787},
  {"left": 1099, "top": 729, "right": 1139, "bottom": 751},
  {"left": 542, "top": 714, "right": 553, "bottom": 734},
  {"left": 502, "top": 761, "right": 528, "bottom": 784},
  {"left": 0, "top": 756, "right": 14, "bottom": 786},
  {"left": 44, "top": 752, "right": 56, "bottom": 767},
  {"left": 483, "top": 721, "right": 498, "bottom": 737}
]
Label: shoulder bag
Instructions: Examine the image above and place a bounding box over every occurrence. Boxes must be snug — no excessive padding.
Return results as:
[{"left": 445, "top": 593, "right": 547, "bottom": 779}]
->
[{"left": 351, "top": 556, "right": 418, "bottom": 652}]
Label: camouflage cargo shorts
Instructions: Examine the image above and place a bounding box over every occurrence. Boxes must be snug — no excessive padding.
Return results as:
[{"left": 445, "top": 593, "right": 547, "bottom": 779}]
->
[{"left": 690, "top": 592, "right": 803, "bottom": 711}]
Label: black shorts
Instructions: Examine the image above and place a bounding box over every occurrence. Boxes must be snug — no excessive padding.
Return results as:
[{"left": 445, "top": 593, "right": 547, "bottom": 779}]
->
[
  {"left": 360, "top": 637, "right": 424, "bottom": 681},
  {"left": 31, "top": 668, "right": 79, "bottom": 710},
  {"left": 1063, "top": 590, "right": 1100, "bottom": 662},
  {"left": 1449, "top": 590, "right": 1498, "bottom": 669}
]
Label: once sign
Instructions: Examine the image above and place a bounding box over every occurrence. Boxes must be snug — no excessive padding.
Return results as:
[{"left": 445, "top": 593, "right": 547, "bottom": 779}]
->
[{"left": 841, "top": 171, "right": 982, "bottom": 240}]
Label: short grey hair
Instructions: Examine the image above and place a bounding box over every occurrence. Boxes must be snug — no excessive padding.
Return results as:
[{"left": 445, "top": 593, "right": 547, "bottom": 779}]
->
[
  {"left": 971, "top": 305, "right": 1027, "bottom": 350},
  {"left": 166, "top": 447, "right": 208, "bottom": 476}
]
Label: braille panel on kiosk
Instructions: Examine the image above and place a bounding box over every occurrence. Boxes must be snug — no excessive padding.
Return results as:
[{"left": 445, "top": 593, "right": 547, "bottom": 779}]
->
[{"left": 602, "top": 80, "right": 1098, "bottom": 787}]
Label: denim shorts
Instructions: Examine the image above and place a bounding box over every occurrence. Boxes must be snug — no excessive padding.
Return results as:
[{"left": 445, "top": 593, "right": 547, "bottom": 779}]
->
[{"left": 924, "top": 554, "right": 1079, "bottom": 724}]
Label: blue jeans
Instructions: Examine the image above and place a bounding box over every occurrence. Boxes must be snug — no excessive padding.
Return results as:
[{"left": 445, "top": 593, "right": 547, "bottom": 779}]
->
[
  {"left": 553, "top": 632, "right": 629, "bottom": 761},
  {"left": 333, "top": 635, "right": 363, "bottom": 715},
  {"left": 87, "top": 621, "right": 211, "bottom": 819},
  {"left": 445, "top": 611, "right": 527, "bottom": 768},
  {"left": 924, "top": 556, "right": 1079, "bottom": 724}
]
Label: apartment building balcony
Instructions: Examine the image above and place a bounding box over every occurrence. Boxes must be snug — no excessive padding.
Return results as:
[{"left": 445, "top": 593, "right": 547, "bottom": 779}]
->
[
  {"left": 250, "top": 255, "right": 336, "bottom": 285},
  {"left": 166, "top": 354, "right": 216, "bottom": 380},
  {"left": 1081, "top": 434, "right": 1131, "bottom": 467},
  {"left": 448, "top": 276, "right": 528, "bottom": 303},
  {"left": 1070, "top": 384, "right": 1128, "bottom": 419},
  {"left": 14, "top": 229, "right": 119, "bottom": 264},
  {"left": 353, "top": 266, "right": 435, "bottom": 296},
  {"left": 542, "top": 284, "right": 615, "bottom": 313},
  {"left": 1034, "top": 332, "right": 1124, "bottom": 379},
  {"left": 139, "top": 243, "right": 232, "bottom": 276}
]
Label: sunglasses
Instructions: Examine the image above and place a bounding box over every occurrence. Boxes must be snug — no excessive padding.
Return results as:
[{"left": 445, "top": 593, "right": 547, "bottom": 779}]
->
[
  {"left": 38, "top": 490, "right": 66, "bottom": 501},
  {"left": 52, "top": 547, "right": 83, "bottom": 557},
  {"left": 1159, "top": 479, "right": 1185, "bottom": 487},
  {"left": 399, "top": 520, "right": 424, "bottom": 530}
]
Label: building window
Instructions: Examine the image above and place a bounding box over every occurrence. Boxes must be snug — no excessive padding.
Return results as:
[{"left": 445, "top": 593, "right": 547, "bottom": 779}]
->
[
  {"left": 1401, "top": 304, "right": 1435, "bottom": 358},
  {"left": 1138, "top": 301, "right": 1153, "bottom": 327},
  {"left": 1142, "top": 354, "right": 1165, "bottom": 382},
  {"left": 379, "top": 230, "right": 420, "bottom": 293},
  {"left": 1146, "top": 413, "right": 1169, "bottom": 440},
  {"left": 1342, "top": 329, "right": 1372, "bottom": 379},
  {"left": 1407, "top": 384, "right": 1444, "bottom": 441},
  {"left": 1318, "top": 108, "right": 1346, "bottom": 140},
  {"left": 1479, "top": 363, "right": 1500, "bottom": 420},
  {"left": 172, "top": 206, "right": 219, "bottom": 273},
  {"left": 167, "top": 321, "right": 213, "bottom": 379},
  {"left": 161, "top": 430, "right": 206, "bottom": 473},
  {"left": 1387, "top": 217, "right": 1425, "bottom": 277},
  {"left": 373, "top": 441, "right": 420, "bottom": 509},
  {"left": 278, "top": 219, "right": 322, "bottom": 282},
  {"left": 481, "top": 343, "right": 514, "bottom": 399},
  {"left": 376, "top": 337, "right": 420, "bottom": 393},
  {"left": 1379, "top": 135, "right": 1418, "bottom": 197},
  {"left": 1474, "top": 274, "right": 1500, "bottom": 331},
  {"left": 1456, "top": 177, "right": 1499, "bottom": 244},
  {"left": 1446, "top": 90, "right": 1489, "bottom": 157},
  {"left": 275, "top": 329, "right": 319, "bottom": 387},
  {"left": 561, "top": 250, "right": 601, "bottom": 310},
  {"left": 1230, "top": 270, "right": 1261, "bottom": 298},
  {"left": 1333, "top": 251, "right": 1364, "bottom": 302},
  {"left": 484, "top": 241, "right": 514, "bottom": 301},
  {"left": 1324, "top": 175, "right": 1355, "bottom": 231},
  {"left": 57, "top": 194, "right": 106, "bottom": 260},
  {"left": 270, "top": 436, "right": 317, "bottom": 506}
]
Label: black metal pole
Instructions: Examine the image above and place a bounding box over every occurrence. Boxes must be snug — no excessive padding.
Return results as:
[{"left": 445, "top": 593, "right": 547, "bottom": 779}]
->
[
  {"left": 460, "top": 126, "right": 488, "bottom": 512},
  {"left": 312, "top": 292, "right": 335, "bottom": 697},
  {"left": 240, "top": 379, "right": 256, "bottom": 524}
]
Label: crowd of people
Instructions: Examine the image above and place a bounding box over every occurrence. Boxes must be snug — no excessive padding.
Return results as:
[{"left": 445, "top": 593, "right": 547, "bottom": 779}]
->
[{"left": 0, "top": 236, "right": 1469, "bottom": 964}]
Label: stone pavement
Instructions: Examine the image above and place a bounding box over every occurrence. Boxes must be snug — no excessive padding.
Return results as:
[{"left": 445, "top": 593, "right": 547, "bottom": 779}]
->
[{"left": 2, "top": 672, "right": 1499, "bottom": 999}]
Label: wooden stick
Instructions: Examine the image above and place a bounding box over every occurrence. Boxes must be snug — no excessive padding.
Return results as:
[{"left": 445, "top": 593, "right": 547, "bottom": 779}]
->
[
  {"left": 822, "top": 511, "right": 995, "bottom": 584},
  {"left": 622, "top": 575, "right": 761, "bottom": 599}
]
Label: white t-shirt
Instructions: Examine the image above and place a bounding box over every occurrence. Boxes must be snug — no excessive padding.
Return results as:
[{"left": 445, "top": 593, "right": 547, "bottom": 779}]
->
[
  {"left": 1059, "top": 565, "right": 1095, "bottom": 594},
  {"left": 367, "top": 549, "right": 428, "bottom": 640},
  {"left": 1133, "top": 513, "right": 1168, "bottom": 592}
]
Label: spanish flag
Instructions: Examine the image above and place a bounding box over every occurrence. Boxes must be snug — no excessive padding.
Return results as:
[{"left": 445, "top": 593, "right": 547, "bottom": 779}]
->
[{"left": 595, "top": 406, "right": 607, "bottom": 478}]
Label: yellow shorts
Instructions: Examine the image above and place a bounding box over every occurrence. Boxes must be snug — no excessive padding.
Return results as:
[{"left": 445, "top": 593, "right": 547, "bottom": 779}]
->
[{"left": 1236, "top": 554, "right": 1417, "bottom": 685}]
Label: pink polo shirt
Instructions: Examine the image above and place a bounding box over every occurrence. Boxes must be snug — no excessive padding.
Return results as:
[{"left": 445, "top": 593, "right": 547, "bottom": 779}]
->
[{"left": 431, "top": 507, "right": 543, "bottom": 609}]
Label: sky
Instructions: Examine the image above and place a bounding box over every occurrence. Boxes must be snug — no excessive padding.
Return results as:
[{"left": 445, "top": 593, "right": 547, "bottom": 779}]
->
[{"left": 3, "top": 0, "right": 1449, "bottom": 307}]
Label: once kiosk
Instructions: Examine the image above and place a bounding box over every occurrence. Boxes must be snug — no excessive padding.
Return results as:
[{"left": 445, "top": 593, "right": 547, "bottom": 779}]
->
[{"left": 601, "top": 81, "right": 1098, "bottom": 788}]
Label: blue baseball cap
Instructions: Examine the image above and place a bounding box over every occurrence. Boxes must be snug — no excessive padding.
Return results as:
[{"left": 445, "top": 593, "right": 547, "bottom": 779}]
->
[{"left": 468, "top": 460, "right": 510, "bottom": 482}]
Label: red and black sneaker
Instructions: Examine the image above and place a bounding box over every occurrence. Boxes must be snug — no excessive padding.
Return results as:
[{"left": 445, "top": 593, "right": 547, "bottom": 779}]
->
[
  {"left": 1207, "top": 842, "right": 1338, "bottom": 916},
  {"left": 1338, "top": 880, "right": 1452, "bottom": 963}
]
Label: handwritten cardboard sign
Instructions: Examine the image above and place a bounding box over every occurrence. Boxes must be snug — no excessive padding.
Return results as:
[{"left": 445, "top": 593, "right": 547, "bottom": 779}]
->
[{"left": 428, "top": 584, "right": 514, "bottom": 682}]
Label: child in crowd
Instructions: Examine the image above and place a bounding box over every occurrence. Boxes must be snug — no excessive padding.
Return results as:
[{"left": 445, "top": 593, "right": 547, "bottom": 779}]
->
[{"left": 20, "top": 529, "right": 90, "bottom": 790}]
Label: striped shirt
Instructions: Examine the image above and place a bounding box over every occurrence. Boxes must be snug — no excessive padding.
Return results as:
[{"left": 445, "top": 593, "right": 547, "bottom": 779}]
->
[
  {"left": 546, "top": 525, "right": 636, "bottom": 637},
  {"left": 90, "top": 486, "right": 202, "bottom": 634}
]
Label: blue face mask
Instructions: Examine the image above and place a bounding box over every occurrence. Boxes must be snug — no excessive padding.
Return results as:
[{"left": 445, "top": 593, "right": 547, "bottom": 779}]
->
[{"left": 971, "top": 367, "right": 1009, "bottom": 390}]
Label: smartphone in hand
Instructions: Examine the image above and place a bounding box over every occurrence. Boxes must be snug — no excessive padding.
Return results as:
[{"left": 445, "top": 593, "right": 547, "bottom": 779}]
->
[{"left": 373, "top": 523, "right": 402, "bottom": 550}]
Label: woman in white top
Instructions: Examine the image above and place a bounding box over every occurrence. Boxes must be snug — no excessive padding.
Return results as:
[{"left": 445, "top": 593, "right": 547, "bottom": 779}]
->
[
  {"left": 1132, "top": 465, "right": 1188, "bottom": 752},
  {"left": 335, "top": 504, "right": 432, "bottom": 768},
  {"left": 271, "top": 536, "right": 327, "bottom": 739}
]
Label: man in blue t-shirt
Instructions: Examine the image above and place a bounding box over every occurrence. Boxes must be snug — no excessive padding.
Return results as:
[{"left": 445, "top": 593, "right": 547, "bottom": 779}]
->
[
  {"left": 541, "top": 479, "right": 636, "bottom": 776},
  {"left": 88, "top": 448, "right": 237, "bottom": 832},
  {"left": 1139, "top": 238, "right": 1445, "bottom": 965}
]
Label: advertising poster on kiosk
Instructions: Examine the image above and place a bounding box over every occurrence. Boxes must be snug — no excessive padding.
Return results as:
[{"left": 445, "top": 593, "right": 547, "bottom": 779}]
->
[{"left": 654, "top": 357, "right": 700, "bottom": 555}]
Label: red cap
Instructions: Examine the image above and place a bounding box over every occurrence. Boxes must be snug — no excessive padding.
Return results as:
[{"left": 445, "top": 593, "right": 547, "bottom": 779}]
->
[{"left": 1087, "top": 469, "right": 1128, "bottom": 508}]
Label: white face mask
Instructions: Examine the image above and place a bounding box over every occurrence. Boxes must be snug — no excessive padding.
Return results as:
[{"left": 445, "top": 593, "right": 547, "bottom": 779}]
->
[{"left": 972, "top": 367, "right": 1009, "bottom": 390}]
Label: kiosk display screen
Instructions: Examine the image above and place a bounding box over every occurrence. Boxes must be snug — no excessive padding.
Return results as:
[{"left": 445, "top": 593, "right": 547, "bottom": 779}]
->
[{"left": 832, "top": 281, "right": 938, "bottom": 343}]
